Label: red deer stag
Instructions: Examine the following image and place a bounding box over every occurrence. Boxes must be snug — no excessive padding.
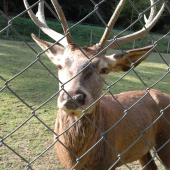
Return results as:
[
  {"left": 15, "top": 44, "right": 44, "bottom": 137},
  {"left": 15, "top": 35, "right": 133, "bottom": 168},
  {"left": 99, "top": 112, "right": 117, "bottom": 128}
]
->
[{"left": 24, "top": 0, "right": 170, "bottom": 169}]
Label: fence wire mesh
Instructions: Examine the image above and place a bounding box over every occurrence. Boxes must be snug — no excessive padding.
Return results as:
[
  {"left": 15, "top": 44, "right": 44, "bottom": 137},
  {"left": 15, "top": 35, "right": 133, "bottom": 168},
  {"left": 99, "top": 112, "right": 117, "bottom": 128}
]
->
[{"left": 0, "top": 0, "right": 170, "bottom": 170}]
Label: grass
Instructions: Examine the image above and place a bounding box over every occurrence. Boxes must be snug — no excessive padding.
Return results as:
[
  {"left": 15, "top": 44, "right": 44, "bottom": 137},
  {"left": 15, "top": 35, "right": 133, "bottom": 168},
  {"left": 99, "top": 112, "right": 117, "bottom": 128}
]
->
[
  {"left": 0, "top": 40, "right": 61, "bottom": 170},
  {"left": 0, "top": 37, "right": 170, "bottom": 170}
]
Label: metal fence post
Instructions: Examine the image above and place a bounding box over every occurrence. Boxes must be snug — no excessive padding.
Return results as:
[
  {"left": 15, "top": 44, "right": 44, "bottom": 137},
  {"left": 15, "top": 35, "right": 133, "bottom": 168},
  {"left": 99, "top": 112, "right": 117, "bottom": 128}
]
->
[
  {"left": 6, "top": 27, "right": 9, "bottom": 39},
  {"left": 133, "top": 40, "right": 135, "bottom": 49},
  {"left": 167, "top": 38, "right": 170, "bottom": 54},
  {"left": 90, "top": 29, "right": 93, "bottom": 46},
  {"left": 38, "top": 28, "right": 41, "bottom": 38}
]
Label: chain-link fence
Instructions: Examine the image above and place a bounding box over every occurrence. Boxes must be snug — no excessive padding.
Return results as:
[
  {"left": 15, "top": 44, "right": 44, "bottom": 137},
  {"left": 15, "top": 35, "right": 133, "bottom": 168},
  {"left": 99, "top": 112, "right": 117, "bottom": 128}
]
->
[{"left": 0, "top": 0, "right": 170, "bottom": 170}]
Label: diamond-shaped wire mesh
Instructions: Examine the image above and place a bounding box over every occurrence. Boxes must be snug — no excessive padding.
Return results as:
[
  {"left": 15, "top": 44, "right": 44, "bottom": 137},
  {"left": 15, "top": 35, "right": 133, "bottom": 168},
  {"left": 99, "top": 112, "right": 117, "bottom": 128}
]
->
[{"left": 0, "top": 0, "right": 170, "bottom": 170}]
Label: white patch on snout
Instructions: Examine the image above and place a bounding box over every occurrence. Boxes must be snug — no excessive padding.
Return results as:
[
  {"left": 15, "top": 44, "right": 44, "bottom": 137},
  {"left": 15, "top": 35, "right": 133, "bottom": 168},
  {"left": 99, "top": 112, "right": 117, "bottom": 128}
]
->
[
  {"left": 57, "top": 87, "right": 95, "bottom": 117},
  {"left": 99, "top": 60, "right": 109, "bottom": 69}
]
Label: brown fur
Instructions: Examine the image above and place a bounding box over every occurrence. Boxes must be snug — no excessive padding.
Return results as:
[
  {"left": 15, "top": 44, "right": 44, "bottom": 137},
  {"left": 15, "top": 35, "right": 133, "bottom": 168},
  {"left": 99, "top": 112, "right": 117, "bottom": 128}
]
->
[{"left": 55, "top": 89, "right": 170, "bottom": 170}]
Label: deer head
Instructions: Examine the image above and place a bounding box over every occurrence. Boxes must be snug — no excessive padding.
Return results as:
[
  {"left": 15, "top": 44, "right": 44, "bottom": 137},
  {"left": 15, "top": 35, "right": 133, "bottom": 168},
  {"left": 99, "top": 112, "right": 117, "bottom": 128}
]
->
[{"left": 24, "top": 0, "right": 165, "bottom": 117}]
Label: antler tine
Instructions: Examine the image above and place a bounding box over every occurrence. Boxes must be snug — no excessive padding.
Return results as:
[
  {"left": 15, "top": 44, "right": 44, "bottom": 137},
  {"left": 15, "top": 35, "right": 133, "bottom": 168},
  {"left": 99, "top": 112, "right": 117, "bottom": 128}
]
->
[
  {"left": 51, "top": 0, "right": 73, "bottom": 45},
  {"left": 98, "top": 0, "right": 126, "bottom": 48},
  {"left": 144, "top": 0, "right": 156, "bottom": 26},
  {"left": 36, "top": 1, "right": 47, "bottom": 26},
  {"left": 23, "top": 0, "right": 68, "bottom": 47},
  {"left": 99, "top": 0, "right": 165, "bottom": 51}
]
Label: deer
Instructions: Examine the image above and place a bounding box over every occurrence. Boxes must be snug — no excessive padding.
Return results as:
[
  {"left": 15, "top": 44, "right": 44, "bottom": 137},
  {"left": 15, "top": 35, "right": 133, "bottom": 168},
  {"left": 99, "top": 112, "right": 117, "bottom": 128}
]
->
[{"left": 24, "top": 0, "right": 170, "bottom": 169}]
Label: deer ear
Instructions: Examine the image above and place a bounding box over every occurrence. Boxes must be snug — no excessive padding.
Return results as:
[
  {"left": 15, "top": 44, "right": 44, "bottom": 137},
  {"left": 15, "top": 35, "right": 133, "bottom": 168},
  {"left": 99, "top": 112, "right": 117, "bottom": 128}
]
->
[
  {"left": 105, "top": 45, "right": 153, "bottom": 72},
  {"left": 31, "top": 34, "right": 64, "bottom": 63}
]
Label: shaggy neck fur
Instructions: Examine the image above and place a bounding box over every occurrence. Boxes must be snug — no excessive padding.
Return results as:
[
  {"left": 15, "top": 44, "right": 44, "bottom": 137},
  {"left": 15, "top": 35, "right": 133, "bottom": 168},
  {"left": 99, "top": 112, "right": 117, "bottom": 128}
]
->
[{"left": 54, "top": 103, "right": 107, "bottom": 169}]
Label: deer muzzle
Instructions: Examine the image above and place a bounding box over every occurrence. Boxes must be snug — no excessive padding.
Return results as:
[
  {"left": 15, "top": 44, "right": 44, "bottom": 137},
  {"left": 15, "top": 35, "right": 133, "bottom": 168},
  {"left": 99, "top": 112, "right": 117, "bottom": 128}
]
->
[{"left": 60, "top": 93, "right": 86, "bottom": 110}]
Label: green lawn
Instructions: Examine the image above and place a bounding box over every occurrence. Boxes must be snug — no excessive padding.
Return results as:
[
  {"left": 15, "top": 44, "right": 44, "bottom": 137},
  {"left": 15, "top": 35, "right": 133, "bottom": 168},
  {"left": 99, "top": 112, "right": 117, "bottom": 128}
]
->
[{"left": 0, "top": 39, "right": 170, "bottom": 170}]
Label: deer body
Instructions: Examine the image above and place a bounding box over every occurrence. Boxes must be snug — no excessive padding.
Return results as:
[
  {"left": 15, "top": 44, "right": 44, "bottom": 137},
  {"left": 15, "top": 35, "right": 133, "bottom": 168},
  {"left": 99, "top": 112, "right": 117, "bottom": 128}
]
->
[
  {"left": 55, "top": 90, "right": 170, "bottom": 170},
  {"left": 24, "top": 0, "right": 170, "bottom": 169}
]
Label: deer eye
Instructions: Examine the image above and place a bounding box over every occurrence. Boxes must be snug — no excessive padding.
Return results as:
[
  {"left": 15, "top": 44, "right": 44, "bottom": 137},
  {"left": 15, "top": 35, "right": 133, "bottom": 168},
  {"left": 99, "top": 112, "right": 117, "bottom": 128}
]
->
[
  {"left": 57, "top": 65, "right": 62, "bottom": 70},
  {"left": 99, "top": 68, "right": 109, "bottom": 74}
]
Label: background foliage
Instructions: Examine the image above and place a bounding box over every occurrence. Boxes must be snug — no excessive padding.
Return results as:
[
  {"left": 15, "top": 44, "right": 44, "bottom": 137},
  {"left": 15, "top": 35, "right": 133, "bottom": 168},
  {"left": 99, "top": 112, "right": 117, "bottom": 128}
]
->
[{"left": 0, "top": 0, "right": 170, "bottom": 34}]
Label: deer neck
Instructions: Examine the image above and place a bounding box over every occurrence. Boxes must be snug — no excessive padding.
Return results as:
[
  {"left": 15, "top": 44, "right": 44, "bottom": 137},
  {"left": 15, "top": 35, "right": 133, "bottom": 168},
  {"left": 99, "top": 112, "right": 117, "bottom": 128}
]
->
[{"left": 55, "top": 102, "right": 102, "bottom": 152}]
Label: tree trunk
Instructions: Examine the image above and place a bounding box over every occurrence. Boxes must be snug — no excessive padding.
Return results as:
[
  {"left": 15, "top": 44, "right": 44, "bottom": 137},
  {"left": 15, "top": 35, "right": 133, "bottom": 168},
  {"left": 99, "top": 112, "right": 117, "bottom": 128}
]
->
[{"left": 3, "top": 0, "right": 8, "bottom": 18}]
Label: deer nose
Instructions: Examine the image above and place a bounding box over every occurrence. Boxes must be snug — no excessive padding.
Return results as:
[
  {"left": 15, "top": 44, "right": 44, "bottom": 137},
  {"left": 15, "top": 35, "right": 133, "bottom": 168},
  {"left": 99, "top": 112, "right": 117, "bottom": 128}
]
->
[{"left": 62, "top": 93, "right": 86, "bottom": 110}]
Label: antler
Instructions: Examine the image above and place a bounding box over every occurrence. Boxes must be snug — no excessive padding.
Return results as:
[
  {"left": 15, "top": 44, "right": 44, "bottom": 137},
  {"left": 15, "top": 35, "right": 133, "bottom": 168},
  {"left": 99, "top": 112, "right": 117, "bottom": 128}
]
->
[
  {"left": 97, "top": 0, "right": 165, "bottom": 50},
  {"left": 51, "top": 0, "right": 72, "bottom": 44},
  {"left": 99, "top": 0, "right": 126, "bottom": 47},
  {"left": 23, "top": 0, "right": 73, "bottom": 47}
]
